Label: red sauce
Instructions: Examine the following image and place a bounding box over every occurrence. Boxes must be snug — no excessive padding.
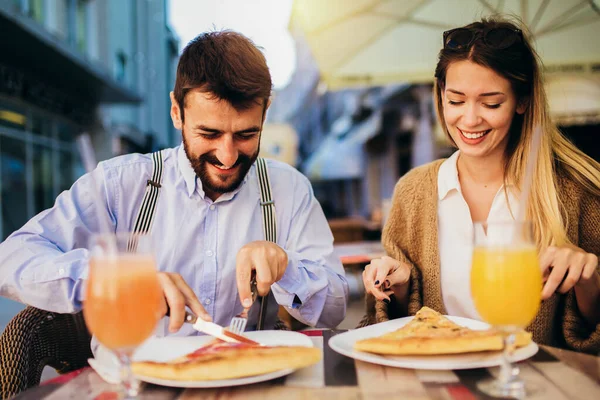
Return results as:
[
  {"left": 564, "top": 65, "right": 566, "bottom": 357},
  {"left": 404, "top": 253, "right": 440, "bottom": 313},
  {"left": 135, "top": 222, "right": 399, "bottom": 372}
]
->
[
  {"left": 94, "top": 392, "right": 120, "bottom": 400},
  {"left": 187, "top": 341, "right": 262, "bottom": 359}
]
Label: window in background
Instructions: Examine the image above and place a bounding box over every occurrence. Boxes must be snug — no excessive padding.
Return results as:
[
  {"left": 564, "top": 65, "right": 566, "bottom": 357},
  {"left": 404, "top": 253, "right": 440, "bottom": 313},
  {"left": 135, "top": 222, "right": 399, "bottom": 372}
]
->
[
  {"left": 0, "top": 136, "right": 28, "bottom": 241},
  {"left": 31, "top": 113, "right": 52, "bottom": 138},
  {"left": 57, "top": 120, "right": 77, "bottom": 142},
  {"left": 27, "top": 0, "right": 44, "bottom": 24},
  {"left": 49, "top": 0, "right": 69, "bottom": 41},
  {"left": 115, "top": 50, "right": 128, "bottom": 83},
  {"left": 75, "top": 0, "right": 88, "bottom": 53},
  {"left": 84, "top": 0, "right": 99, "bottom": 61},
  {"left": 10, "top": 0, "right": 22, "bottom": 13},
  {"left": 57, "top": 149, "right": 75, "bottom": 193},
  {"left": 0, "top": 102, "right": 26, "bottom": 132},
  {"left": 32, "top": 144, "right": 54, "bottom": 213}
]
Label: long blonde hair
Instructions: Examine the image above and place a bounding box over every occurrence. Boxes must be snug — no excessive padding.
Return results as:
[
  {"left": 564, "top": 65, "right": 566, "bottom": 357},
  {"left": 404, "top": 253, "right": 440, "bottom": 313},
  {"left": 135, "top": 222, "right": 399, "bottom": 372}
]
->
[{"left": 434, "top": 17, "right": 600, "bottom": 248}]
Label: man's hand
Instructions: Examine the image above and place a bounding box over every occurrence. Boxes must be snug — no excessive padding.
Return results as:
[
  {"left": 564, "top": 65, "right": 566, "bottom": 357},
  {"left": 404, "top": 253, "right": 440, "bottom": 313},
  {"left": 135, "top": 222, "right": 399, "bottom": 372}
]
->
[
  {"left": 157, "top": 272, "right": 211, "bottom": 333},
  {"left": 236, "top": 241, "right": 288, "bottom": 308}
]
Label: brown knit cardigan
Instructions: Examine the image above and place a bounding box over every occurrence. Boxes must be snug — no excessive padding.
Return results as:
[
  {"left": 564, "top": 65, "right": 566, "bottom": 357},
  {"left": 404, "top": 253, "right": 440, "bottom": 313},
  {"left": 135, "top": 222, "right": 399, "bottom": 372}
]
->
[{"left": 360, "top": 160, "right": 600, "bottom": 354}]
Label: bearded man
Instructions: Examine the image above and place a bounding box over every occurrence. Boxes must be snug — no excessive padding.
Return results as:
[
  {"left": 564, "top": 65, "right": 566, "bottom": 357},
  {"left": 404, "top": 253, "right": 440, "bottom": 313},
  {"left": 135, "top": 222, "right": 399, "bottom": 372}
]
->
[{"left": 0, "top": 31, "right": 348, "bottom": 335}]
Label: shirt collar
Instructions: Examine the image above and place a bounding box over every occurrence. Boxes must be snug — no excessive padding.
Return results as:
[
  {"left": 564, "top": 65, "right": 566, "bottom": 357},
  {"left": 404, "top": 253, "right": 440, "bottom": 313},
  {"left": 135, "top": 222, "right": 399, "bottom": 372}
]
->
[
  {"left": 438, "top": 150, "right": 461, "bottom": 201},
  {"left": 176, "top": 145, "right": 251, "bottom": 201},
  {"left": 177, "top": 145, "right": 198, "bottom": 198},
  {"left": 214, "top": 172, "right": 250, "bottom": 203}
]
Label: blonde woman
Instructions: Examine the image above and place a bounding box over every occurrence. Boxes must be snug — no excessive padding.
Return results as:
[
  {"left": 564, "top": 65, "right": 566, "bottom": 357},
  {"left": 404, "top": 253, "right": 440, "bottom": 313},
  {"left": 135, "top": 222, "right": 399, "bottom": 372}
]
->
[{"left": 361, "top": 17, "right": 600, "bottom": 353}]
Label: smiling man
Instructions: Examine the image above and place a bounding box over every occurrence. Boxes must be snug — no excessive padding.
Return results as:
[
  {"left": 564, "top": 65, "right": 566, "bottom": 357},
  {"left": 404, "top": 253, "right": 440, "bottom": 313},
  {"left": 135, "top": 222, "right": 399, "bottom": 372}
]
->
[
  {"left": 178, "top": 90, "right": 263, "bottom": 201},
  {"left": 0, "top": 31, "right": 349, "bottom": 335}
]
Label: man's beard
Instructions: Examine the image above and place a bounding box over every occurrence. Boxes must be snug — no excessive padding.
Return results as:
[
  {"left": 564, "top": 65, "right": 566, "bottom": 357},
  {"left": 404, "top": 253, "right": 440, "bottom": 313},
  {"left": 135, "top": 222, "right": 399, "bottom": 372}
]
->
[{"left": 182, "top": 133, "right": 259, "bottom": 195}]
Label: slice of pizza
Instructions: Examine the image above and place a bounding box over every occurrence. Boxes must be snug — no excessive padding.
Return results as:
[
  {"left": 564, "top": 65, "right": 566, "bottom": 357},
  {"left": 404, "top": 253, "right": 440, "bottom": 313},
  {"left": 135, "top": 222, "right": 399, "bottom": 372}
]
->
[
  {"left": 354, "top": 307, "right": 532, "bottom": 355},
  {"left": 131, "top": 340, "right": 321, "bottom": 381}
]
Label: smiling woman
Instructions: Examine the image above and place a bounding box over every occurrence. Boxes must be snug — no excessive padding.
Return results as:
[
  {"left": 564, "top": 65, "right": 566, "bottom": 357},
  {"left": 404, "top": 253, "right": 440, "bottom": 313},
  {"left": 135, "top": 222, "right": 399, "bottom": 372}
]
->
[
  {"left": 442, "top": 60, "right": 525, "bottom": 163},
  {"left": 360, "top": 16, "right": 600, "bottom": 361}
]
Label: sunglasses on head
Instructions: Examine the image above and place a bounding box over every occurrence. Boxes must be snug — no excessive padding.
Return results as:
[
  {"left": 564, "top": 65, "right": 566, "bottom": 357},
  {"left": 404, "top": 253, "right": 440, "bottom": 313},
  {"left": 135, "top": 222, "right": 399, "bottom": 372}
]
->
[{"left": 443, "top": 27, "right": 523, "bottom": 50}]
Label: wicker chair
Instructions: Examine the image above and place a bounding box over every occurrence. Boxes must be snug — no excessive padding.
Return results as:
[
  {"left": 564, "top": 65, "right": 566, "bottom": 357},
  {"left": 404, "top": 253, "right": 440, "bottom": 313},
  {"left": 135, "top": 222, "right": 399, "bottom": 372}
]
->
[{"left": 0, "top": 307, "right": 92, "bottom": 400}]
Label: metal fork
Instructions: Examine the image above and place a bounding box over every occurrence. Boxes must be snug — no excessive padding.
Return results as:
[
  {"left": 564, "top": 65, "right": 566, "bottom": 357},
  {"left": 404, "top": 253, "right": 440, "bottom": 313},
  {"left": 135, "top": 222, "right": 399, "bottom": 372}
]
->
[
  {"left": 228, "top": 272, "right": 258, "bottom": 334},
  {"left": 229, "top": 316, "right": 248, "bottom": 335}
]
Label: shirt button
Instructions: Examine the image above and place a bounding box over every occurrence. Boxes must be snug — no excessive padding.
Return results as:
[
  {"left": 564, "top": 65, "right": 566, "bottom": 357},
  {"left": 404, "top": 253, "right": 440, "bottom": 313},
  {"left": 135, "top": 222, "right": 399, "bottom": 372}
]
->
[
  {"left": 204, "top": 298, "right": 211, "bottom": 305},
  {"left": 209, "top": 205, "right": 215, "bottom": 210},
  {"left": 58, "top": 268, "right": 65, "bottom": 275},
  {"left": 205, "top": 250, "right": 213, "bottom": 257}
]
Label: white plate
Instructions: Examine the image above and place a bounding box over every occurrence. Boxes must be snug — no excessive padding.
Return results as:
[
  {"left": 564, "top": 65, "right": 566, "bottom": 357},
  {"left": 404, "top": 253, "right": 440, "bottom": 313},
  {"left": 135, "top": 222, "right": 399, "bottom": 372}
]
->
[
  {"left": 328, "top": 315, "right": 538, "bottom": 370},
  {"left": 95, "top": 330, "right": 315, "bottom": 388}
]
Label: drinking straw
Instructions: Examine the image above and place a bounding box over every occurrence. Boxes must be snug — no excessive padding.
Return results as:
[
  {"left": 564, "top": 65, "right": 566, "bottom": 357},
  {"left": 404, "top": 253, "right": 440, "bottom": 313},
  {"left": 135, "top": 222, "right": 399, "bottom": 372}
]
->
[
  {"left": 76, "top": 134, "right": 116, "bottom": 253},
  {"left": 516, "top": 125, "right": 543, "bottom": 222}
]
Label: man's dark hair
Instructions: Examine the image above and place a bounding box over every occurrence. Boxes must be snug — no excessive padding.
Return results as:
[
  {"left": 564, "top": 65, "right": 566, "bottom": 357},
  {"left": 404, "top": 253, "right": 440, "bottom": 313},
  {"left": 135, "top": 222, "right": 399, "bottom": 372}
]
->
[{"left": 173, "top": 30, "right": 272, "bottom": 121}]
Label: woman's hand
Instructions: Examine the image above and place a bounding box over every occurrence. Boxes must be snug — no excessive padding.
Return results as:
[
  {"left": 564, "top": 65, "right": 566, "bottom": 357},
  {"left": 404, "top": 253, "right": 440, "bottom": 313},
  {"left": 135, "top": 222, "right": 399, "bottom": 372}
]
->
[
  {"left": 362, "top": 256, "right": 411, "bottom": 302},
  {"left": 540, "top": 245, "right": 599, "bottom": 300}
]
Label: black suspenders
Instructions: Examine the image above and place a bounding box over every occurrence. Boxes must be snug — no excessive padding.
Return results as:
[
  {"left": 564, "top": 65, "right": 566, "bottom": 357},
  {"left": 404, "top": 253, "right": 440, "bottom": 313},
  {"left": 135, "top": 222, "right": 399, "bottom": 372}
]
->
[{"left": 130, "top": 153, "right": 277, "bottom": 330}]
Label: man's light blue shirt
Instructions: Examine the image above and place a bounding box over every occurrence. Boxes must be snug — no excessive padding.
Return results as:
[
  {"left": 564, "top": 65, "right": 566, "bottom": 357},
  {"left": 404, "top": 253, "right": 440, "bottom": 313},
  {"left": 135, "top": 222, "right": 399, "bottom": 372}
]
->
[{"left": 0, "top": 146, "right": 349, "bottom": 336}]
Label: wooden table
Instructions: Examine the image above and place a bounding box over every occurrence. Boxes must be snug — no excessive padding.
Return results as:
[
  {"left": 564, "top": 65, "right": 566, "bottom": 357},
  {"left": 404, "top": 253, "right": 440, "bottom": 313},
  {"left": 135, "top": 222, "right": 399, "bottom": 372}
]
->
[{"left": 15, "top": 330, "right": 600, "bottom": 400}]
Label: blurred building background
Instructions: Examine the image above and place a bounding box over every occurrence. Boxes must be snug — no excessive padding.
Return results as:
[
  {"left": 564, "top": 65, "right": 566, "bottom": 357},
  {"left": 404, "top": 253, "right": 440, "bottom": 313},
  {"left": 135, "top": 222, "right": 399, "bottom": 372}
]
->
[
  {"left": 0, "top": 0, "right": 179, "bottom": 243},
  {"left": 277, "top": 0, "right": 600, "bottom": 229},
  {"left": 0, "top": 0, "right": 179, "bottom": 330}
]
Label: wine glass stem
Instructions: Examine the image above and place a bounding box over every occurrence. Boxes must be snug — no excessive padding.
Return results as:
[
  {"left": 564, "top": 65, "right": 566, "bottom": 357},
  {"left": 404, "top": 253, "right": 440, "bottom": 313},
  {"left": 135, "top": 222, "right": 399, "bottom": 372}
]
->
[
  {"left": 499, "top": 333, "right": 520, "bottom": 384},
  {"left": 117, "top": 351, "right": 139, "bottom": 399}
]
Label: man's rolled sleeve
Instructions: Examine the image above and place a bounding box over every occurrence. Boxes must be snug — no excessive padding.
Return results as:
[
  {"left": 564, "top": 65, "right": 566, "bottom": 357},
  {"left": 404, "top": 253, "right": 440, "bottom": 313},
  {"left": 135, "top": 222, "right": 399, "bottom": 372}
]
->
[{"left": 272, "top": 250, "right": 347, "bottom": 327}]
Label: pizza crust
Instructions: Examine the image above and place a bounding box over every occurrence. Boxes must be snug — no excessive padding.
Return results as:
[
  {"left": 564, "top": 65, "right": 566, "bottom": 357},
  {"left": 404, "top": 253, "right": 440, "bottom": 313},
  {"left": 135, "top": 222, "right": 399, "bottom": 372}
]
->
[
  {"left": 354, "top": 307, "right": 532, "bottom": 355},
  {"left": 132, "top": 345, "right": 321, "bottom": 381}
]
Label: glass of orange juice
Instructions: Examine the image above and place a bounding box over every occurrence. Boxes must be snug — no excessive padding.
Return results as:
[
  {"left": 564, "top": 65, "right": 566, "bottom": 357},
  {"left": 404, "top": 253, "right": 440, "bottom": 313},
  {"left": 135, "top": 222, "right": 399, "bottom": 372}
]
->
[
  {"left": 470, "top": 221, "right": 542, "bottom": 399},
  {"left": 84, "top": 232, "right": 163, "bottom": 398}
]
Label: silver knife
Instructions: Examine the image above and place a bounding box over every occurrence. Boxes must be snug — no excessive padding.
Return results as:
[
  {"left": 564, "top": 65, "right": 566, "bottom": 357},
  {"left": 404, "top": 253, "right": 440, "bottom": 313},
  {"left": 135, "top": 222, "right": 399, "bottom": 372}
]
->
[
  {"left": 166, "top": 307, "right": 259, "bottom": 345},
  {"left": 185, "top": 312, "right": 259, "bottom": 344}
]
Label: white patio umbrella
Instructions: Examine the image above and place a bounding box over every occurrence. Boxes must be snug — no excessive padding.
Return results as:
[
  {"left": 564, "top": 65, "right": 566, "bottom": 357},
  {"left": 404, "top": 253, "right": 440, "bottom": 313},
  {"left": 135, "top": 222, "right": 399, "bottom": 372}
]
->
[{"left": 289, "top": 0, "right": 600, "bottom": 89}]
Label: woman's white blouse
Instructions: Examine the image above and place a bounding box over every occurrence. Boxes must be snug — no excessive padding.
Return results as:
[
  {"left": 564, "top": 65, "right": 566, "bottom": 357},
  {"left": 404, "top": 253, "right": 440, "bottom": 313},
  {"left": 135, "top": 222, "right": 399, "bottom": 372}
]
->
[{"left": 437, "top": 151, "right": 520, "bottom": 319}]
